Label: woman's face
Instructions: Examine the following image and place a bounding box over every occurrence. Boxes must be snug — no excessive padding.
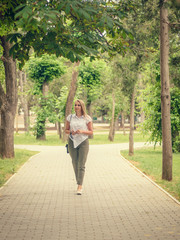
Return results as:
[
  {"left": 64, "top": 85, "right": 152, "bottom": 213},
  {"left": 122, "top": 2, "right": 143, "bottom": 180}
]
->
[{"left": 74, "top": 101, "right": 82, "bottom": 115}]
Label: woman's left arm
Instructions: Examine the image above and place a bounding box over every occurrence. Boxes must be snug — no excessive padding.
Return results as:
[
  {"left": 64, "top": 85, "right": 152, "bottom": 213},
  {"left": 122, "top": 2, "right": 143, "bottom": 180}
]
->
[{"left": 76, "top": 121, "right": 93, "bottom": 135}]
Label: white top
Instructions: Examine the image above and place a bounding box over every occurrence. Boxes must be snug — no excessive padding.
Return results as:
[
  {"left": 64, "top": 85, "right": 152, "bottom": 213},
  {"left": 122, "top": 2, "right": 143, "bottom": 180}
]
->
[{"left": 67, "top": 114, "right": 92, "bottom": 148}]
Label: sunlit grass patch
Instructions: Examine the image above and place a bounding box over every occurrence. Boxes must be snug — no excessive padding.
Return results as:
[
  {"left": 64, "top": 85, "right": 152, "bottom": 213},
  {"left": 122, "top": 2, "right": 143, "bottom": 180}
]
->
[{"left": 0, "top": 149, "right": 38, "bottom": 187}]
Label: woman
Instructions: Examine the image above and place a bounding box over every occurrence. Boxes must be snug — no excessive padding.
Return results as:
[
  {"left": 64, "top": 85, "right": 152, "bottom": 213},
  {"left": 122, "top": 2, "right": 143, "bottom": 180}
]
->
[{"left": 65, "top": 99, "right": 93, "bottom": 195}]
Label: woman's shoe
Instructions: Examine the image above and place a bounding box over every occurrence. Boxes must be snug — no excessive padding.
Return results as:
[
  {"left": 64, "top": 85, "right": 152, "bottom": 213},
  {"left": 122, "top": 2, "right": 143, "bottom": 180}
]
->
[{"left": 77, "top": 188, "right": 83, "bottom": 195}]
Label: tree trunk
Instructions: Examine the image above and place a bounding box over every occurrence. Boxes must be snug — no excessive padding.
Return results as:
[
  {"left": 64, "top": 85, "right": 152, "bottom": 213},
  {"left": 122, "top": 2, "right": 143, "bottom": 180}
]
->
[
  {"left": 42, "top": 81, "right": 49, "bottom": 96},
  {"left": 0, "top": 36, "right": 17, "bottom": 158},
  {"left": 115, "top": 118, "right": 119, "bottom": 131},
  {"left": 15, "top": 104, "right": 19, "bottom": 134},
  {"left": 0, "top": 110, "right": 15, "bottom": 158},
  {"left": 36, "top": 82, "right": 49, "bottom": 140},
  {"left": 87, "top": 101, "right": 92, "bottom": 119},
  {"left": 160, "top": 2, "right": 172, "bottom": 181},
  {"left": 19, "top": 71, "right": 29, "bottom": 132},
  {"left": 87, "top": 101, "right": 93, "bottom": 139},
  {"left": 115, "top": 113, "right": 120, "bottom": 131},
  {"left": 120, "top": 113, "right": 123, "bottom": 128},
  {"left": 101, "top": 115, "right": 104, "bottom": 123},
  {"left": 108, "top": 93, "right": 115, "bottom": 141},
  {"left": 121, "top": 111, "right": 126, "bottom": 135},
  {"left": 63, "top": 61, "right": 80, "bottom": 141},
  {"left": 57, "top": 121, "right": 62, "bottom": 139},
  {"left": 129, "top": 89, "right": 135, "bottom": 156}
]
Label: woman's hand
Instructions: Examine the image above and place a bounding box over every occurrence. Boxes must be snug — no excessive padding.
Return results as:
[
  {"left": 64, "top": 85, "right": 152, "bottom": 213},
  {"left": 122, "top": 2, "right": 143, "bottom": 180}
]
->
[
  {"left": 71, "top": 130, "right": 77, "bottom": 135},
  {"left": 75, "top": 129, "right": 83, "bottom": 134},
  {"left": 75, "top": 122, "right": 93, "bottom": 135}
]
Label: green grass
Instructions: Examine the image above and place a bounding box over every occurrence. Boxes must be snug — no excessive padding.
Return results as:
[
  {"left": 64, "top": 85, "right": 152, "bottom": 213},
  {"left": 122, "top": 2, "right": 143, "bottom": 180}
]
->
[
  {"left": 0, "top": 149, "right": 39, "bottom": 187},
  {"left": 14, "top": 132, "right": 62, "bottom": 145},
  {"left": 121, "top": 147, "right": 180, "bottom": 201},
  {"left": 14, "top": 132, "right": 149, "bottom": 145},
  {"left": 90, "top": 133, "right": 149, "bottom": 144}
]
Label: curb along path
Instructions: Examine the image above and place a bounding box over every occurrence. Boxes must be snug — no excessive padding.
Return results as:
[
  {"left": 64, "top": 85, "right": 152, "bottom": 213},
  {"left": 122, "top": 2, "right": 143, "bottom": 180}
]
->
[{"left": 0, "top": 143, "right": 179, "bottom": 240}]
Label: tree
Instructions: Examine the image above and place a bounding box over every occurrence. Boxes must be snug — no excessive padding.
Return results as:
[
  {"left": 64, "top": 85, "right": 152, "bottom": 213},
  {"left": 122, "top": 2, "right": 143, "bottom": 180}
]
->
[
  {"left": 139, "top": 0, "right": 179, "bottom": 182},
  {"left": 52, "top": 86, "right": 69, "bottom": 139},
  {"left": 0, "top": 36, "right": 17, "bottom": 158},
  {"left": 0, "top": 0, "right": 27, "bottom": 158},
  {"left": 27, "top": 54, "right": 65, "bottom": 139},
  {"left": 108, "top": 92, "right": 116, "bottom": 141},
  {"left": 139, "top": 80, "right": 180, "bottom": 153},
  {"left": 64, "top": 61, "right": 80, "bottom": 141},
  {"left": 0, "top": 0, "right": 131, "bottom": 153},
  {"left": 78, "top": 59, "right": 104, "bottom": 117},
  {"left": 121, "top": 0, "right": 178, "bottom": 177},
  {"left": 114, "top": 55, "right": 138, "bottom": 155},
  {"left": 102, "top": 56, "right": 129, "bottom": 141},
  {"left": 18, "top": 71, "right": 29, "bottom": 132},
  {"left": 160, "top": 0, "right": 172, "bottom": 180},
  {"left": 115, "top": 0, "right": 160, "bottom": 154}
]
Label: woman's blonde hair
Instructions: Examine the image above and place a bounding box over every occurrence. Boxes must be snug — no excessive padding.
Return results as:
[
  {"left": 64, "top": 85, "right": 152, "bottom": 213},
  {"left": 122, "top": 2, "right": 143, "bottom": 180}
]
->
[{"left": 76, "top": 99, "right": 87, "bottom": 117}]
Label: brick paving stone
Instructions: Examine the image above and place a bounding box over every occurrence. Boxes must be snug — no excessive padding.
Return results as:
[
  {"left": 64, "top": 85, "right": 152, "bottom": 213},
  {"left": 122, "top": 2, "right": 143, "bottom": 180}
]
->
[{"left": 0, "top": 143, "right": 179, "bottom": 240}]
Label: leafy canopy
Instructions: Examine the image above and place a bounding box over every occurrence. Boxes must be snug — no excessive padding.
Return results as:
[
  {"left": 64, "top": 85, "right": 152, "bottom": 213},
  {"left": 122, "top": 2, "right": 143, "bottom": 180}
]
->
[
  {"left": 78, "top": 59, "right": 104, "bottom": 104},
  {"left": 27, "top": 54, "right": 65, "bottom": 92},
  {"left": 6, "top": 0, "right": 133, "bottom": 68}
]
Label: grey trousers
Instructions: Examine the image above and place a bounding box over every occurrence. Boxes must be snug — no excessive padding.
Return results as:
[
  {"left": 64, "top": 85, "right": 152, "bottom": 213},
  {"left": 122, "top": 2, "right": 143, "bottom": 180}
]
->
[{"left": 68, "top": 138, "right": 89, "bottom": 185}]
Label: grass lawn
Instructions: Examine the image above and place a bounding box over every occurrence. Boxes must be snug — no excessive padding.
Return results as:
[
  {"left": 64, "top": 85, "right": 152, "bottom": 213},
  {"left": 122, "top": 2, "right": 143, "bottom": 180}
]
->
[
  {"left": 121, "top": 147, "right": 180, "bottom": 201},
  {"left": 14, "top": 131, "right": 149, "bottom": 145},
  {"left": 0, "top": 149, "right": 39, "bottom": 188}
]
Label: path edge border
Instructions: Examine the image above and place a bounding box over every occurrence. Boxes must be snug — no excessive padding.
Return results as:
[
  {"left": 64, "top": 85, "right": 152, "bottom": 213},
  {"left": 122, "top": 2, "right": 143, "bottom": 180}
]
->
[{"left": 119, "top": 152, "right": 180, "bottom": 206}]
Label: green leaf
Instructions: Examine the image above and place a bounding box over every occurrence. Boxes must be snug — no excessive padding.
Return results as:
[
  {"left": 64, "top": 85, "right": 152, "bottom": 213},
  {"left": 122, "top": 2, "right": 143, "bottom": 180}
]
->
[
  {"left": 67, "top": 51, "right": 75, "bottom": 62},
  {"left": 97, "top": 19, "right": 105, "bottom": 28},
  {"left": 114, "top": 20, "right": 123, "bottom": 28},
  {"left": 16, "top": 18, "right": 24, "bottom": 27},
  {"left": 22, "top": 11, "right": 29, "bottom": 19},
  {"left": 65, "top": 3, "right": 71, "bottom": 14},
  {"left": 15, "top": 4, "right": 26, "bottom": 12},
  {"left": 81, "top": 10, "right": 91, "bottom": 20},
  {"left": 122, "top": 31, "right": 127, "bottom": 39},
  {"left": 7, "top": 33, "right": 22, "bottom": 43},
  {"left": 88, "top": 36, "right": 94, "bottom": 43},
  {"left": 45, "top": 13, "right": 57, "bottom": 20},
  {"left": 107, "top": 18, "right": 113, "bottom": 29},
  {"left": 57, "top": 2, "right": 66, "bottom": 10},
  {"left": 15, "top": 10, "right": 23, "bottom": 19},
  {"left": 9, "top": 43, "right": 18, "bottom": 57}
]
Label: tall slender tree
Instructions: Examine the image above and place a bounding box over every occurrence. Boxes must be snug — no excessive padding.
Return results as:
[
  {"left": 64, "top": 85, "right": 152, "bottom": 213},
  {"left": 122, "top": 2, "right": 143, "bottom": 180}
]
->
[
  {"left": 64, "top": 61, "right": 80, "bottom": 141},
  {"left": 160, "top": 0, "right": 172, "bottom": 180},
  {"left": 18, "top": 71, "right": 29, "bottom": 132}
]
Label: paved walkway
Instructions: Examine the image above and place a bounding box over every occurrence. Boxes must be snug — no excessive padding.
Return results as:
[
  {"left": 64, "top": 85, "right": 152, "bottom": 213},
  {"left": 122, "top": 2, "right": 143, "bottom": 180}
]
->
[{"left": 0, "top": 143, "right": 179, "bottom": 240}]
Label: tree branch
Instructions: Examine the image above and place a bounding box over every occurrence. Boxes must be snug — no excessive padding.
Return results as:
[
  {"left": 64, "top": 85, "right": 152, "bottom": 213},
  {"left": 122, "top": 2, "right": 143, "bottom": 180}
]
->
[{"left": 1, "top": 55, "right": 8, "bottom": 63}]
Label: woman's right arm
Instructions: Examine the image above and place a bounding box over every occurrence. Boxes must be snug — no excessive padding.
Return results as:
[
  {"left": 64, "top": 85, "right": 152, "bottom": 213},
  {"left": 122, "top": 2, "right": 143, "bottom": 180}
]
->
[{"left": 65, "top": 121, "right": 71, "bottom": 134}]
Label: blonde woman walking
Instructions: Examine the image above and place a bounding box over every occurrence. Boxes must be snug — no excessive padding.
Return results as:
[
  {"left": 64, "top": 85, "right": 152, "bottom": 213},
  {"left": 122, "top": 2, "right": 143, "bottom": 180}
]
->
[{"left": 65, "top": 99, "right": 93, "bottom": 195}]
